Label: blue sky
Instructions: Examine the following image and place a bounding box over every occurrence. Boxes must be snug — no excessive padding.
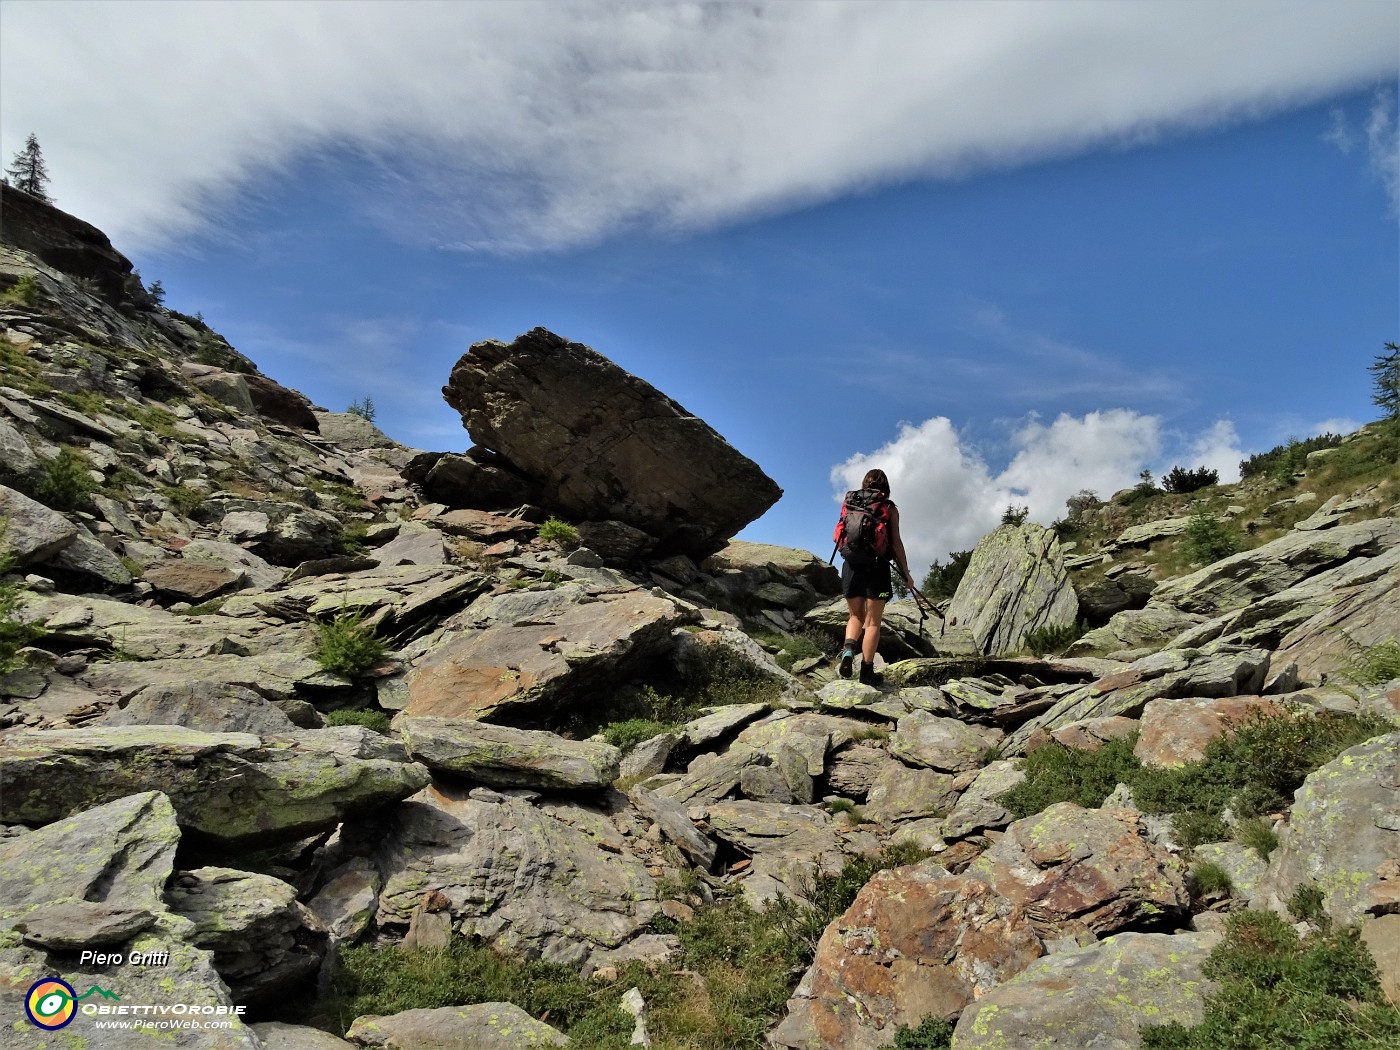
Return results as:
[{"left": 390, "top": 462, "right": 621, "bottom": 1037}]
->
[{"left": 2, "top": 2, "right": 1397, "bottom": 573}]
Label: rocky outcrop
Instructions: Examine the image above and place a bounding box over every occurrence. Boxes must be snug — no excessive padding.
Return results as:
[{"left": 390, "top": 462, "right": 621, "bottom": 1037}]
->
[
  {"left": 943, "top": 523, "right": 1079, "bottom": 655},
  {"left": 399, "top": 716, "right": 621, "bottom": 790},
  {"left": 442, "top": 328, "right": 781, "bottom": 558},
  {"left": 0, "top": 183, "right": 139, "bottom": 306},
  {"left": 0, "top": 792, "right": 262, "bottom": 1049},
  {"left": 1266, "top": 732, "right": 1400, "bottom": 924},
  {"left": 773, "top": 865, "right": 1044, "bottom": 1050},
  {"left": 0, "top": 725, "right": 430, "bottom": 847},
  {"left": 952, "top": 931, "right": 1218, "bottom": 1049}
]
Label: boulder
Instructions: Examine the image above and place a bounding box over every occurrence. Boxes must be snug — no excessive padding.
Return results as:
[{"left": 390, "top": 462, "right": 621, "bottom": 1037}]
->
[
  {"left": 347, "top": 1004, "right": 568, "bottom": 1049},
  {"left": 0, "top": 417, "right": 40, "bottom": 482},
  {"left": 143, "top": 558, "right": 243, "bottom": 602},
  {"left": 628, "top": 784, "right": 718, "bottom": 870},
  {"left": 1267, "top": 731, "right": 1400, "bottom": 924},
  {"left": 441, "top": 328, "right": 781, "bottom": 558},
  {"left": 943, "top": 524, "right": 1079, "bottom": 655},
  {"left": 772, "top": 865, "right": 1043, "bottom": 1050},
  {"left": 1067, "top": 604, "right": 1205, "bottom": 656},
  {"left": 252, "top": 1023, "right": 355, "bottom": 1050},
  {"left": 0, "top": 791, "right": 262, "bottom": 1049},
  {"left": 952, "top": 931, "right": 1218, "bottom": 1049},
  {"left": 704, "top": 800, "right": 847, "bottom": 906},
  {"left": 0, "top": 482, "right": 76, "bottom": 565},
  {"left": 374, "top": 783, "right": 656, "bottom": 965},
  {"left": 1133, "top": 695, "right": 1283, "bottom": 768},
  {"left": 891, "top": 710, "right": 1003, "bottom": 773},
  {"left": 187, "top": 367, "right": 256, "bottom": 413},
  {"left": 167, "top": 866, "right": 327, "bottom": 1005},
  {"left": 403, "top": 449, "right": 541, "bottom": 510},
  {"left": 245, "top": 372, "right": 320, "bottom": 430},
  {"left": 0, "top": 183, "right": 138, "bottom": 305},
  {"left": 701, "top": 540, "right": 841, "bottom": 598},
  {"left": 942, "top": 759, "right": 1025, "bottom": 838},
  {"left": 1271, "top": 548, "right": 1400, "bottom": 684},
  {"left": 0, "top": 725, "right": 429, "bottom": 847},
  {"left": 404, "top": 583, "right": 684, "bottom": 722},
  {"left": 399, "top": 716, "right": 621, "bottom": 790},
  {"left": 98, "top": 681, "right": 300, "bottom": 735},
  {"left": 965, "top": 803, "right": 1189, "bottom": 939}
]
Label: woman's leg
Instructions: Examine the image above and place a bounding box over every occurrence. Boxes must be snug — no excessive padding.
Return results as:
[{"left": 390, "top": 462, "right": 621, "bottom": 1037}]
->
[
  {"left": 841, "top": 597, "right": 867, "bottom": 677},
  {"left": 861, "top": 600, "right": 887, "bottom": 667}
]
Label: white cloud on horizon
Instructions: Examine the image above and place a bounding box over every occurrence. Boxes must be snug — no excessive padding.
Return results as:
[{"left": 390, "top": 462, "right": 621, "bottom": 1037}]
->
[
  {"left": 1, "top": 1, "right": 1395, "bottom": 253},
  {"left": 828, "top": 409, "right": 1289, "bottom": 570}
]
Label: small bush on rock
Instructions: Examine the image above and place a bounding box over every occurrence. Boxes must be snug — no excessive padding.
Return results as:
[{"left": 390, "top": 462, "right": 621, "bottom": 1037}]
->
[
  {"left": 2, "top": 273, "right": 41, "bottom": 306},
  {"left": 1188, "top": 862, "right": 1234, "bottom": 900},
  {"left": 1342, "top": 639, "right": 1400, "bottom": 686},
  {"left": 1233, "top": 818, "right": 1279, "bottom": 861},
  {"left": 537, "top": 516, "right": 580, "bottom": 547},
  {"left": 1022, "top": 620, "right": 1087, "bottom": 657},
  {"left": 34, "top": 446, "right": 96, "bottom": 511},
  {"left": 314, "top": 611, "right": 388, "bottom": 679},
  {"left": 325, "top": 709, "right": 392, "bottom": 734},
  {"left": 1180, "top": 510, "right": 1242, "bottom": 565},
  {"left": 999, "top": 736, "right": 1142, "bottom": 819},
  {"left": 892, "top": 1015, "right": 955, "bottom": 1049},
  {"left": 601, "top": 717, "right": 676, "bottom": 753}
]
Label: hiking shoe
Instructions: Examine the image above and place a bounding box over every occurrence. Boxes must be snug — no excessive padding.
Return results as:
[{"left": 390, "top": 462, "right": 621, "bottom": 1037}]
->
[
  {"left": 859, "top": 663, "right": 883, "bottom": 687},
  {"left": 839, "top": 650, "right": 855, "bottom": 679}
]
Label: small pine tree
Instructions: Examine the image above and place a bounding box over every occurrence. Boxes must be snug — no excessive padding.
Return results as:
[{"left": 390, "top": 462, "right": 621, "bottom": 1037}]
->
[
  {"left": 346, "top": 397, "right": 376, "bottom": 422},
  {"left": 6, "top": 134, "right": 52, "bottom": 203},
  {"left": 146, "top": 279, "right": 165, "bottom": 306},
  {"left": 1371, "top": 342, "right": 1400, "bottom": 420}
]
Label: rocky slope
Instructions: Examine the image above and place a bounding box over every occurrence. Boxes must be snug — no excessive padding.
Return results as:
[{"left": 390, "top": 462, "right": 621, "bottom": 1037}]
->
[{"left": 2, "top": 187, "right": 1398, "bottom": 1049}]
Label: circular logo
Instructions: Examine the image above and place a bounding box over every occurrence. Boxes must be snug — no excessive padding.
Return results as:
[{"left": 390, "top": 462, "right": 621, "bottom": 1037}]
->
[{"left": 25, "top": 978, "right": 77, "bottom": 1029}]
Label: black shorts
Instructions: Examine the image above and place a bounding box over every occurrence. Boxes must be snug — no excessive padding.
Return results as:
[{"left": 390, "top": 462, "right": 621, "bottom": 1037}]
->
[{"left": 841, "top": 559, "right": 892, "bottom": 601}]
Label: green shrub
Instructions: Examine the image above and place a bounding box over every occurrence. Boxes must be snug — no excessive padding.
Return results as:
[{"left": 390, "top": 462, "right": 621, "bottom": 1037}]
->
[
  {"left": 1188, "top": 862, "right": 1234, "bottom": 899},
  {"left": 1239, "top": 433, "right": 1342, "bottom": 481},
  {"left": 2, "top": 273, "right": 41, "bottom": 306},
  {"left": 314, "top": 611, "right": 388, "bottom": 678},
  {"left": 999, "top": 736, "right": 1142, "bottom": 819},
  {"left": 1023, "top": 620, "right": 1087, "bottom": 657},
  {"left": 1287, "top": 883, "right": 1328, "bottom": 926},
  {"left": 1180, "top": 510, "right": 1242, "bottom": 565},
  {"left": 1140, "top": 910, "right": 1400, "bottom": 1049},
  {"left": 746, "top": 627, "right": 826, "bottom": 670},
  {"left": 1001, "top": 504, "right": 1030, "bottom": 526},
  {"left": 160, "top": 484, "right": 205, "bottom": 513},
  {"left": 34, "top": 447, "right": 96, "bottom": 511},
  {"left": 1233, "top": 818, "right": 1279, "bottom": 861},
  {"left": 325, "top": 709, "right": 392, "bottom": 734},
  {"left": 1162, "top": 465, "right": 1219, "bottom": 494},
  {"left": 601, "top": 717, "right": 676, "bottom": 753},
  {"left": 892, "top": 1015, "right": 955, "bottom": 1049},
  {"left": 921, "top": 550, "right": 972, "bottom": 601},
  {"left": 1172, "top": 810, "right": 1231, "bottom": 849},
  {"left": 537, "top": 516, "right": 580, "bottom": 547},
  {"left": 1341, "top": 639, "right": 1400, "bottom": 686},
  {"left": 827, "top": 798, "right": 872, "bottom": 823}
]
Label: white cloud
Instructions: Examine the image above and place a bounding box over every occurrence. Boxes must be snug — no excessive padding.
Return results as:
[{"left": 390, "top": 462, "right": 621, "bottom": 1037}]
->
[
  {"left": 1176, "top": 419, "right": 1245, "bottom": 484},
  {"left": 1, "top": 1, "right": 1395, "bottom": 252},
  {"left": 1309, "top": 416, "right": 1362, "bottom": 438},
  {"left": 1365, "top": 89, "right": 1400, "bottom": 213},
  {"left": 831, "top": 409, "right": 1167, "bottom": 570}
]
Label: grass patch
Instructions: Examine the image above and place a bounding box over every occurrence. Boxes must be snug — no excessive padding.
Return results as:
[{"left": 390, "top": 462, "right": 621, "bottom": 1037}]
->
[
  {"left": 313, "top": 843, "right": 933, "bottom": 1048},
  {"left": 827, "top": 798, "right": 872, "bottom": 823},
  {"left": 746, "top": 627, "right": 826, "bottom": 671},
  {"left": 1, "top": 273, "right": 41, "bottom": 306},
  {"left": 160, "top": 484, "right": 206, "bottom": 513},
  {"left": 1188, "top": 861, "right": 1234, "bottom": 900},
  {"left": 538, "top": 516, "right": 580, "bottom": 547},
  {"left": 131, "top": 405, "right": 182, "bottom": 439},
  {"left": 324, "top": 709, "right": 393, "bottom": 734},
  {"left": 1139, "top": 910, "right": 1400, "bottom": 1049},
  {"left": 1233, "top": 818, "right": 1279, "bottom": 862},
  {"left": 999, "top": 735, "right": 1142, "bottom": 818},
  {"left": 892, "top": 1016, "right": 955, "bottom": 1049},
  {"left": 1022, "top": 621, "right": 1088, "bottom": 657},
  {"left": 314, "top": 611, "right": 388, "bottom": 679},
  {"left": 600, "top": 717, "right": 677, "bottom": 753},
  {"left": 999, "top": 710, "right": 1393, "bottom": 845}
]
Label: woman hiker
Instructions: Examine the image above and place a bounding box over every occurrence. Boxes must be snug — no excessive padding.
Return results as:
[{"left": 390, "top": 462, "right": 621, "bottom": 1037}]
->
[{"left": 836, "top": 468, "right": 921, "bottom": 686}]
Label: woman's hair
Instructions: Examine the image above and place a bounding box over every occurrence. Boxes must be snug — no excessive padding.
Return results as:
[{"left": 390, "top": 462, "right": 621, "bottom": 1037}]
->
[{"left": 862, "top": 469, "right": 890, "bottom": 494}]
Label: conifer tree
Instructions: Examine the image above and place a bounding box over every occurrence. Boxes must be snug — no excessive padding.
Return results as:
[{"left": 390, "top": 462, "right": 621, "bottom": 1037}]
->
[
  {"left": 5, "top": 134, "right": 52, "bottom": 202},
  {"left": 1372, "top": 342, "right": 1400, "bottom": 419}
]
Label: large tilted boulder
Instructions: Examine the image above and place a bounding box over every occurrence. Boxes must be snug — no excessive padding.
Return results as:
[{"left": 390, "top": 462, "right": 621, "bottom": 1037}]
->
[
  {"left": 0, "top": 792, "right": 262, "bottom": 1049},
  {"left": 952, "top": 931, "right": 1218, "bottom": 1049},
  {"left": 773, "top": 864, "right": 1044, "bottom": 1050},
  {"left": 441, "top": 328, "right": 782, "bottom": 558},
  {"left": 943, "top": 523, "right": 1079, "bottom": 655},
  {"left": 0, "top": 725, "right": 429, "bottom": 847}
]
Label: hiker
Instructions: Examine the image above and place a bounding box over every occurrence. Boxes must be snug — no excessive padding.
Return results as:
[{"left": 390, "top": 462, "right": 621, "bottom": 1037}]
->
[{"left": 833, "top": 468, "right": 920, "bottom": 686}]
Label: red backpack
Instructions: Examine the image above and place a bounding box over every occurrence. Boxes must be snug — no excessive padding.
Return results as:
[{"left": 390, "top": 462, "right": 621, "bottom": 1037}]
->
[{"left": 832, "top": 488, "right": 892, "bottom": 565}]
